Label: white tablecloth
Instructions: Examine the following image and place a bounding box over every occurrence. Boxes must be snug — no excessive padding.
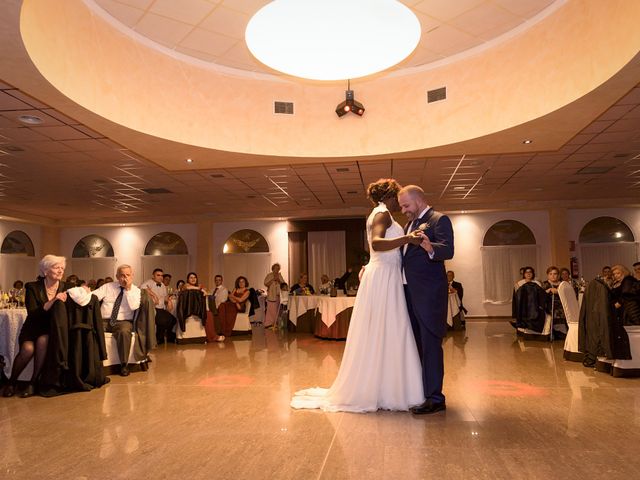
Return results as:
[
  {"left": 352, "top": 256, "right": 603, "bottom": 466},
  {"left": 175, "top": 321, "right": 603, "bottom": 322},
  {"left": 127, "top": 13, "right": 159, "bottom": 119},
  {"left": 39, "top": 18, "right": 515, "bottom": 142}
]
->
[
  {"left": 0, "top": 308, "right": 32, "bottom": 380},
  {"left": 446, "top": 293, "right": 461, "bottom": 328},
  {"left": 288, "top": 295, "right": 320, "bottom": 326},
  {"left": 317, "top": 296, "right": 356, "bottom": 327}
]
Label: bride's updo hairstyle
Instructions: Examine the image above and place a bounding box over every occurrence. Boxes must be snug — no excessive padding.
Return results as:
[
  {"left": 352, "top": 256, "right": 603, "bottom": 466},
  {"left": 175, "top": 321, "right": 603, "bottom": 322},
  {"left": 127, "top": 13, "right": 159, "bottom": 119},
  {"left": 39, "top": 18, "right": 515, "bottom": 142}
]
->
[{"left": 366, "top": 178, "right": 402, "bottom": 204}]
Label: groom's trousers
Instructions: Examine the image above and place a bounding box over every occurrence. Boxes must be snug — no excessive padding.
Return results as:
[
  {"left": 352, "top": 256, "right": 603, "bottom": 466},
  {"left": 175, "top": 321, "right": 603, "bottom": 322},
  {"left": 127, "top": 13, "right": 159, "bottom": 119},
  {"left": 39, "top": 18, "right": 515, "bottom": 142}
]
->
[{"left": 404, "top": 286, "right": 446, "bottom": 404}]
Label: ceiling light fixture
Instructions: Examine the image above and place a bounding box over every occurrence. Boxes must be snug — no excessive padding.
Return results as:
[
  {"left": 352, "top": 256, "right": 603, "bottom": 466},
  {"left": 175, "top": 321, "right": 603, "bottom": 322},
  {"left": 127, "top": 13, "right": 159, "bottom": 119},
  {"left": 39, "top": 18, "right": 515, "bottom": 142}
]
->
[
  {"left": 245, "top": 0, "right": 421, "bottom": 81},
  {"left": 336, "top": 80, "right": 364, "bottom": 117},
  {"left": 186, "top": 158, "right": 193, "bottom": 163},
  {"left": 18, "top": 114, "right": 43, "bottom": 125},
  {"left": 523, "top": 139, "right": 533, "bottom": 144}
]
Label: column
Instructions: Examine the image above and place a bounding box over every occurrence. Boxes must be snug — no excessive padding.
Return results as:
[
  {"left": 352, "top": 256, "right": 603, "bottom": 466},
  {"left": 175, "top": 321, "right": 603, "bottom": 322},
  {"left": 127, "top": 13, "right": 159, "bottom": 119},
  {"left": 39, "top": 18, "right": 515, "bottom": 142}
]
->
[{"left": 548, "top": 208, "right": 570, "bottom": 268}]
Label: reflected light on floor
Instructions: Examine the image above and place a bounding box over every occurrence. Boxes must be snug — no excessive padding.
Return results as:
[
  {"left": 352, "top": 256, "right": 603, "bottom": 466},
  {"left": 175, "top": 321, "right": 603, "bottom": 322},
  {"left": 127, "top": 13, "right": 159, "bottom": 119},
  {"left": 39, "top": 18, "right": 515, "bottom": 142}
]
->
[
  {"left": 473, "top": 379, "right": 548, "bottom": 397},
  {"left": 198, "top": 375, "right": 255, "bottom": 387}
]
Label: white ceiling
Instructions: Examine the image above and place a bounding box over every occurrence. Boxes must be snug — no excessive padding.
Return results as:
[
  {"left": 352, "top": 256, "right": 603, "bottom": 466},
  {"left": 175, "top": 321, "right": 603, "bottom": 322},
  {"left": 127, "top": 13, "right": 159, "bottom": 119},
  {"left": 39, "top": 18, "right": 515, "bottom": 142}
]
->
[{"left": 92, "top": 0, "right": 557, "bottom": 76}]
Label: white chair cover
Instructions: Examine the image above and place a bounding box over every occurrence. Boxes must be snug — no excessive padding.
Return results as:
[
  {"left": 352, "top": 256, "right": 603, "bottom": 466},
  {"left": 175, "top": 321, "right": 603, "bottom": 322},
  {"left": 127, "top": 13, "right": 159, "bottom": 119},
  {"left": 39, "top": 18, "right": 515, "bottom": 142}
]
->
[
  {"left": 558, "top": 281, "right": 581, "bottom": 360},
  {"left": 612, "top": 325, "right": 640, "bottom": 377},
  {"left": 175, "top": 315, "right": 206, "bottom": 343},
  {"left": 103, "top": 332, "right": 138, "bottom": 366},
  {"left": 234, "top": 311, "right": 252, "bottom": 333}
]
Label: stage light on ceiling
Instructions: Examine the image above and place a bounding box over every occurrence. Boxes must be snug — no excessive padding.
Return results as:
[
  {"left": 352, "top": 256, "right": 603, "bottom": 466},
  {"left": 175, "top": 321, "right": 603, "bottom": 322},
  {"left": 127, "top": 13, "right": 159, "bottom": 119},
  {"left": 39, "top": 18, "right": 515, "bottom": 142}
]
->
[
  {"left": 336, "top": 81, "right": 365, "bottom": 117},
  {"left": 245, "top": 0, "right": 421, "bottom": 81}
]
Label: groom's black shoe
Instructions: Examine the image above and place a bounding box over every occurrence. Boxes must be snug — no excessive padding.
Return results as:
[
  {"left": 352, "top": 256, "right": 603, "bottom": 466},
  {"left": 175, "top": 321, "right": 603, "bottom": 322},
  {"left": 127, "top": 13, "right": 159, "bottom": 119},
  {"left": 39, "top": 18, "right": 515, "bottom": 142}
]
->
[{"left": 410, "top": 400, "right": 446, "bottom": 415}]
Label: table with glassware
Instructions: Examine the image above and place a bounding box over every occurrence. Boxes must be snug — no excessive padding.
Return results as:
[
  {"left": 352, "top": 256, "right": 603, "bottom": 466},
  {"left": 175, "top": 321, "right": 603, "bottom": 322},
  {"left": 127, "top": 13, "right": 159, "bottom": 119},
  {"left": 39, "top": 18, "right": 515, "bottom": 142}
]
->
[
  {"left": 0, "top": 308, "right": 32, "bottom": 380},
  {"left": 288, "top": 294, "right": 355, "bottom": 339}
]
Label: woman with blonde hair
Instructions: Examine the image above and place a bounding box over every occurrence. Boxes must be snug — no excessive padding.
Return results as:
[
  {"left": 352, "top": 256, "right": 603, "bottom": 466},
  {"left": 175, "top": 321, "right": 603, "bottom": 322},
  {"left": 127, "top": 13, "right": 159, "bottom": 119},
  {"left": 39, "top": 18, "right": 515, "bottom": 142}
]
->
[{"left": 3, "top": 255, "right": 68, "bottom": 398}]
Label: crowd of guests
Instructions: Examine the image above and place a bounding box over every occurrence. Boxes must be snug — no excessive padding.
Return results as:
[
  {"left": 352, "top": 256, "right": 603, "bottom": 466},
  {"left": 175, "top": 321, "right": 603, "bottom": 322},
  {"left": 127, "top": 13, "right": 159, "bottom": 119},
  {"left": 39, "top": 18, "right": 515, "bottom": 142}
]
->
[{"left": 511, "top": 262, "right": 640, "bottom": 340}]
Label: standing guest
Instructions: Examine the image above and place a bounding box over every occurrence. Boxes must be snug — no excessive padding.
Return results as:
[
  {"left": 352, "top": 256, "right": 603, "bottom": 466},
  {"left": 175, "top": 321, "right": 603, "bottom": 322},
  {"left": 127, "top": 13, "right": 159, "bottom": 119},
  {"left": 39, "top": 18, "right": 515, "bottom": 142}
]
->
[
  {"left": 95, "top": 278, "right": 105, "bottom": 289},
  {"left": 278, "top": 282, "right": 290, "bottom": 330},
  {"left": 87, "top": 279, "right": 97, "bottom": 290},
  {"left": 208, "top": 274, "right": 229, "bottom": 337},
  {"left": 176, "top": 279, "right": 185, "bottom": 292},
  {"left": 264, "top": 263, "right": 284, "bottom": 328},
  {"left": 162, "top": 273, "right": 172, "bottom": 287},
  {"left": 290, "top": 273, "right": 315, "bottom": 295},
  {"left": 542, "top": 266, "right": 567, "bottom": 337},
  {"left": 92, "top": 265, "right": 141, "bottom": 377},
  {"left": 3, "top": 255, "right": 68, "bottom": 398},
  {"left": 399, "top": 184, "right": 454, "bottom": 415},
  {"left": 140, "top": 268, "right": 176, "bottom": 345},
  {"left": 633, "top": 262, "right": 640, "bottom": 281}
]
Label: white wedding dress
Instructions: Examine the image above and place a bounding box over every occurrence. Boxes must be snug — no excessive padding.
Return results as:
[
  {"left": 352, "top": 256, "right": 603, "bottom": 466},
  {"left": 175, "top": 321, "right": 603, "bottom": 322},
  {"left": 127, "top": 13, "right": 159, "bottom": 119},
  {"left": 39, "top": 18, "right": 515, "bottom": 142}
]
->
[{"left": 290, "top": 203, "right": 424, "bottom": 412}]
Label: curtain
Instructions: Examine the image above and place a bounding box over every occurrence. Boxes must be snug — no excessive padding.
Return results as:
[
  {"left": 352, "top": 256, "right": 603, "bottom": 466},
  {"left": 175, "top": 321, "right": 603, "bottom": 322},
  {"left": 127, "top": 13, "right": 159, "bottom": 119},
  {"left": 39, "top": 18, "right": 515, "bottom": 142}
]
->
[
  {"left": 69, "top": 258, "right": 118, "bottom": 282},
  {"left": 288, "top": 232, "right": 307, "bottom": 287},
  {"left": 140, "top": 255, "right": 189, "bottom": 287},
  {"left": 482, "top": 245, "right": 538, "bottom": 304},
  {"left": 307, "top": 231, "right": 346, "bottom": 292},
  {"left": 0, "top": 255, "right": 38, "bottom": 290},
  {"left": 579, "top": 243, "right": 638, "bottom": 280}
]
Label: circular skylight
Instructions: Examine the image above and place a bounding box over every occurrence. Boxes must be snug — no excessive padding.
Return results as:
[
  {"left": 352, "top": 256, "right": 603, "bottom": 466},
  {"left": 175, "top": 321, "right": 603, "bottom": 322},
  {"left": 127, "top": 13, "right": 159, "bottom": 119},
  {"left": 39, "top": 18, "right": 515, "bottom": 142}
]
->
[{"left": 245, "top": 0, "right": 421, "bottom": 81}]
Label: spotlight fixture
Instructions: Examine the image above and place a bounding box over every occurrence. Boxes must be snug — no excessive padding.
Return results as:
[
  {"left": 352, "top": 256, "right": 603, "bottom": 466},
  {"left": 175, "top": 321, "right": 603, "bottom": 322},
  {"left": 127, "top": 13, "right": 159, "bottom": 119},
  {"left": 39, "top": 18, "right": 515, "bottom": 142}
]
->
[{"left": 336, "top": 80, "right": 365, "bottom": 117}]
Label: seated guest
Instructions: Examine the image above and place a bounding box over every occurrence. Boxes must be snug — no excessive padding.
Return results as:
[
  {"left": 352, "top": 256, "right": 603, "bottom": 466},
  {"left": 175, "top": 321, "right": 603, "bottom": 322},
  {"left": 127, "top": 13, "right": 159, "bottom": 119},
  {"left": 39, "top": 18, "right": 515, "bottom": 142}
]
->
[
  {"left": 601, "top": 266, "right": 614, "bottom": 288},
  {"left": 611, "top": 264, "right": 640, "bottom": 325},
  {"left": 447, "top": 270, "right": 467, "bottom": 314},
  {"left": 290, "top": 273, "right": 315, "bottom": 295},
  {"left": 319, "top": 274, "right": 332, "bottom": 295},
  {"left": 3, "top": 255, "right": 68, "bottom": 398},
  {"left": 176, "top": 279, "right": 185, "bottom": 292},
  {"left": 633, "top": 262, "right": 640, "bottom": 281},
  {"left": 95, "top": 278, "right": 105, "bottom": 289},
  {"left": 184, "top": 272, "right": 206, "bottom": 293},
  {"left": 511, "top": 266, "right": 544, "bottom": 330},
  {"left": 141, "top": 268, "right": 177, "bottom": 345},
  {"left": 560, "top": 267, "right": 579, "bottom": 296},
  {"left": 65, "top": 274, "right": 79, "bottom": 287},
  {"left": 264, "top": 264, "right": 284, "bottom": 328},
  {"left": 87, "top": 279, "right": 97, "bottom": 290},
  {"left": 217, "top": 277, "right": 250, "bottom": 337},
  {"left": 162, "top": 273, "right": 172, "bottom": 288},
  {"left": 278, "top": 282, "right": 289, "bottom": 330},
  {"left": 542, "top": 266, "right": 568, "bottom": 337},
  {"left": 104, "top": 276, "right": 114, "bottom": 284},
  {"left": 12, "top": 280, "right": 24, "bottom": 290},
  {"left": 92, "top": 265, "right": 141, "bottom": 377}
]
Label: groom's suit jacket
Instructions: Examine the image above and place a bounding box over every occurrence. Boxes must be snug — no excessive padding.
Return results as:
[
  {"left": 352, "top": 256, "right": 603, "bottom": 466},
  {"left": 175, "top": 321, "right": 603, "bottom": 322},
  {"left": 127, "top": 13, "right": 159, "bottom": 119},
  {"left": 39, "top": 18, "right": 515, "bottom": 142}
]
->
[{"left": 402, "top": 208, "right": 454, "bottom": 338}]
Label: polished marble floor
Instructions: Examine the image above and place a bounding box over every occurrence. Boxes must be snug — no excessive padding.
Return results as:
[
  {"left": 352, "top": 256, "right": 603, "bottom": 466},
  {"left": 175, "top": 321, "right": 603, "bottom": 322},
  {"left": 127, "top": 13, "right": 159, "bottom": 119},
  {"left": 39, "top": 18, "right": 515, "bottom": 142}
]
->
[{"left": 2, "top": 321, "right": 640, "bottom": 479}]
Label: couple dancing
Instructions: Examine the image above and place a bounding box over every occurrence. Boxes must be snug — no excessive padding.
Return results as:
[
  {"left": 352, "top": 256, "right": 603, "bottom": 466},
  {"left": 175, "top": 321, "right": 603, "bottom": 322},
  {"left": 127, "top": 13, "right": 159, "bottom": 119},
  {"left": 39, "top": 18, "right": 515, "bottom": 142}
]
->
[{"left": 291, "top": 179, "right": 454, "bottom": 414}]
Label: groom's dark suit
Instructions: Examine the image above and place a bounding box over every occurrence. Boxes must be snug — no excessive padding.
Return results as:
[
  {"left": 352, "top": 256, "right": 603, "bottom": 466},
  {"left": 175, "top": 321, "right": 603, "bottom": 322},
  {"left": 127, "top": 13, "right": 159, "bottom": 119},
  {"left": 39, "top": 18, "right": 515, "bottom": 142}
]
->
[{"left": 402, "top": 208, "right": 454, "bottom": 404}]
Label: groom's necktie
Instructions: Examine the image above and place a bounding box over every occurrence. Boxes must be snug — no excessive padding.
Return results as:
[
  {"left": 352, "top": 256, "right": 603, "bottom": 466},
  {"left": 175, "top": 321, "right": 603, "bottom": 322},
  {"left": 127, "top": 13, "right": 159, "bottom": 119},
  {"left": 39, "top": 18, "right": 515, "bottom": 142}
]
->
[{"left": 109, "top": 286, "right": 124, "bottom": 327}]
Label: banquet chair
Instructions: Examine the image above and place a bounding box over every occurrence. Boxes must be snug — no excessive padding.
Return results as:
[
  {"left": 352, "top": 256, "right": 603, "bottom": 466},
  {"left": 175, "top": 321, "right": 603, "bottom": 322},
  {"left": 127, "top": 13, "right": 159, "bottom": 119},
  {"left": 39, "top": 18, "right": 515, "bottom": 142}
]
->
[
  {"left": 611, "top": 325, "right": 640, "bottom": 377},
  {"left": 233, "top": 310, "right": 252, "bottom": 334},
  {"left": 103, "top": 331, "right": 144, "bottom": 374},
  {"left": 558, "top": 281, "right": 582, "bottom": 362},
  {"left": 176, "top": 315, "right": 207, "bottom": 344}
]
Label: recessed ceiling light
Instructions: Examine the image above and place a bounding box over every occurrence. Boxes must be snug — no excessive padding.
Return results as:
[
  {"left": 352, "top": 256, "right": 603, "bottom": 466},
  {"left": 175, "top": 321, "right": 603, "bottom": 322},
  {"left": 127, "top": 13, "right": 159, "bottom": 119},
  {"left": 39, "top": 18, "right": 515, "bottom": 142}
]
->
[
  {"left": 186, "top": 158, "right": 193, "bottom": 163},
  {"left": 18, "top": 114, "right": 43, "bottom": 125},
  {"left": 523, "top": 139, "right": 533, "bottom": 144},
  {"left": 245, "top": 0, "right": 421, "bottom": 80},
  {"left": 452, "top": 186, "right": 466, "bottom": 190}
]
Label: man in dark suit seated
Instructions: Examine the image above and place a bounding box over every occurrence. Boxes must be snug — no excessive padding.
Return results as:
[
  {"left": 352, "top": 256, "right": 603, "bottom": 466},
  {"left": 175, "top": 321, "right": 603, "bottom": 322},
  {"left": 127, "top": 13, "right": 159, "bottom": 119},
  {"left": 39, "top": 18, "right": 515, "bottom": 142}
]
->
[{"left": 447, "top": 270, "right": 467, "bottom": 314}]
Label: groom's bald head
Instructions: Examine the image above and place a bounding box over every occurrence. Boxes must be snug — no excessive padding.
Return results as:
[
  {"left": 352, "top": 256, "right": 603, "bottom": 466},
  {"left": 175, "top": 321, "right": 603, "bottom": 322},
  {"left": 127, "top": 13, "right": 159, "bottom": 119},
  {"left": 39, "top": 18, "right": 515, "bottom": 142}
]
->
[{"left": 398, "top": 185, "right": 428, "bottom": 221}]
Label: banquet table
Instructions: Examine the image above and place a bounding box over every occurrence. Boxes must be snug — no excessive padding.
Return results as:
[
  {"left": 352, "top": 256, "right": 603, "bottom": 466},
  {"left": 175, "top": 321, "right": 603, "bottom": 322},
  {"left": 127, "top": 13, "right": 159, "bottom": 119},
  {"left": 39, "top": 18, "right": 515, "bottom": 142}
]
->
[
  {"left": 314, "top": 295, "right": 356, "bottom": 340},
  {"left": 287, "top": 295, "right": 320, "bottom": 333},
  {"left": 0, "top": 308, "right": 32, "bottom": 380}
]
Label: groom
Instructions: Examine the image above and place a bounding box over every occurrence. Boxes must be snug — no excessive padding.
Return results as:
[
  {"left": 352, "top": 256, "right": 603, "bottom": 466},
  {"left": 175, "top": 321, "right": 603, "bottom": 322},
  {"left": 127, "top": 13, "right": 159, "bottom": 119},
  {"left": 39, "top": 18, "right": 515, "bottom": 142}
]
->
[{"left": 398, "top": 185, "right": 454, "bottom": 415}]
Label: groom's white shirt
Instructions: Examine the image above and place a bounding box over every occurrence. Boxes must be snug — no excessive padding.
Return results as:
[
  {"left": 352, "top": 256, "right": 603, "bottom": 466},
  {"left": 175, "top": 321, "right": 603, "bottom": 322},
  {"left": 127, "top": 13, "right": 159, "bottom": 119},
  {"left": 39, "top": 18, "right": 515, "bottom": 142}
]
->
[{"left": 402, "top": 206, "right": 432, "bottom": 284}]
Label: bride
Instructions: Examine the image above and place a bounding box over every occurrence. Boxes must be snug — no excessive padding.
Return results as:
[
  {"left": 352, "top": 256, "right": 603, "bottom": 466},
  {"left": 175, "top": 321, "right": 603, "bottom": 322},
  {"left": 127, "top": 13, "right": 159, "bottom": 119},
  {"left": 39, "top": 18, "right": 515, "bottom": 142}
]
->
[{"left": 291, "top": 179, "right": 425, "bottom": 412}]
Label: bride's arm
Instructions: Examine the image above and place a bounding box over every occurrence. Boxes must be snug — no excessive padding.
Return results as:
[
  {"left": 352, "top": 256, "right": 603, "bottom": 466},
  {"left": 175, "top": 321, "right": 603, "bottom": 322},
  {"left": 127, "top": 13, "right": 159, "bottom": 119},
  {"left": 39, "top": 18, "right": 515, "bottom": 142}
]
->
[{"left": 370, "top": 212, "right": 421, "bottom": 251}]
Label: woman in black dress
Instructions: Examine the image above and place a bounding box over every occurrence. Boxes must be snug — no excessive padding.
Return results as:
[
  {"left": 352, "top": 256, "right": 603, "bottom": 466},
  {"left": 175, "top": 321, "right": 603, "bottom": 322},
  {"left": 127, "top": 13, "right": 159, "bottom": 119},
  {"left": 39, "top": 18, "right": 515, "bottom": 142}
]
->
[{"left": 2, "top": 255, "right": 68, "bottom": 398}]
